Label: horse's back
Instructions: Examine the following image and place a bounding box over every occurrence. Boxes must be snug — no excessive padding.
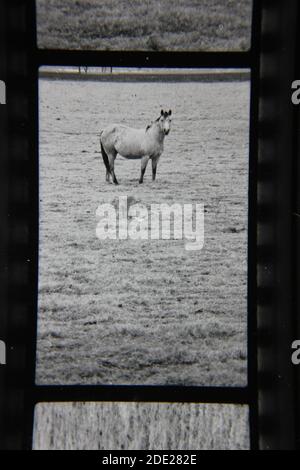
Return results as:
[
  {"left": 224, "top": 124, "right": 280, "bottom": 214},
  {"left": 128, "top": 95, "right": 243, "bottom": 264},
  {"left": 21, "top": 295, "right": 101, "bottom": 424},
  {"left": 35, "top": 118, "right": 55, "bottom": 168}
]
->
[
  {"left": 101, "top": 123, "right": 123, "bottom": 139},
  {"left": 101, "top": 123, "right": 146, "bottom": 158},
  {"left": 101, "top": 124, "right": 134, "bottom": 144}
]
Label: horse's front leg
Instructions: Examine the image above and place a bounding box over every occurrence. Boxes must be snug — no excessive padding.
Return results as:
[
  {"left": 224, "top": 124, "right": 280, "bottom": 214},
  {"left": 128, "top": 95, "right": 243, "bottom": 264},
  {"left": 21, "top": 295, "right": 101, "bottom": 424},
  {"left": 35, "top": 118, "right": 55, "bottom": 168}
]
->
[
  {"left": 152, "top": 155, "right": 160, "bottom": 181},
  {"left": 139, "top": 155, "right": 150, "bottom": 184}
]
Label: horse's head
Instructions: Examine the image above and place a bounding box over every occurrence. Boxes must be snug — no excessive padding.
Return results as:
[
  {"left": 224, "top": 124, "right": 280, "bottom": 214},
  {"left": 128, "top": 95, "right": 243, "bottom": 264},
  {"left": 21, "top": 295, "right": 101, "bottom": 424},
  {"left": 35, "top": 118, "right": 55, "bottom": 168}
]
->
[{"left": 158, "top": 109, "right": 172, "bottom": 136}]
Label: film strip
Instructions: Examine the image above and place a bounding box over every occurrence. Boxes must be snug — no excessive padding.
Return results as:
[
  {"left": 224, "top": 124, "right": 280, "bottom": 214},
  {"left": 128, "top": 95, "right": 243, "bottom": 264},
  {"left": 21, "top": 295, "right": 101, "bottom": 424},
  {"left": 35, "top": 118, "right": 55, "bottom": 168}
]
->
[
  {"left": 0, "top": 0, "right": 38, "bottom": 450},
  {"left": 0, "top": 0, "right": 299, "bottom": 451},
  {"left": 256, "top": 0, "right": 300, "bottom": 449}
]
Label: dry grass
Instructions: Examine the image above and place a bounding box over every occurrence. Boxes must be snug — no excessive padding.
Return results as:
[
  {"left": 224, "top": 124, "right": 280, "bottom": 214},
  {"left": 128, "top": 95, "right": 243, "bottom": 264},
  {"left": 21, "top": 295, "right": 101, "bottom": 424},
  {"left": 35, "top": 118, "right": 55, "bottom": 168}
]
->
[
  {"left": 33, "top": 402, "right": 249, "bottom": 450},
  {"left": 36, "top": 0, "right": 252, "bottom": 51},
  {"left": 36, "top": 77, "right": 249, "bottom": 387}
]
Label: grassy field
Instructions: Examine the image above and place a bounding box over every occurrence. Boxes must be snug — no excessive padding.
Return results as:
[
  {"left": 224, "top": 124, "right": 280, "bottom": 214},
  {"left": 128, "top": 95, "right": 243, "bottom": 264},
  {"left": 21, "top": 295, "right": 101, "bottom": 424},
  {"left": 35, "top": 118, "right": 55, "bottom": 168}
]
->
[
  {"left": 36, "top": 0, "right": 252, "bottom": 51},
  {"left": 33, "top": 402, "right": 249, "bottom": 450},
  {"left": 36, "top": 77, "right": 249, "bottom": 387}
]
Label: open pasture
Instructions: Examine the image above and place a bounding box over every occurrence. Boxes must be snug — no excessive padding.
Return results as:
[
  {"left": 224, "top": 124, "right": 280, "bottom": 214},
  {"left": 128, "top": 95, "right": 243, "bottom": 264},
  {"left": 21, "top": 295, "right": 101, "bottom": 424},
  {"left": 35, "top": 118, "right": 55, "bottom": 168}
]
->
[{"left": 36, "top": 76, "right": 249, "bottom": 386}]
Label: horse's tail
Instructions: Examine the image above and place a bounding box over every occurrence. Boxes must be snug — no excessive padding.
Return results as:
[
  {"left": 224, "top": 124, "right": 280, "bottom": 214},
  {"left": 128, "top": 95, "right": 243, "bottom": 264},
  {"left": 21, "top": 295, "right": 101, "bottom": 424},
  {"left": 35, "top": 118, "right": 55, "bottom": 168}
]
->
[{"left": 99, "top": 131, "right": 111, "bottom": 174}]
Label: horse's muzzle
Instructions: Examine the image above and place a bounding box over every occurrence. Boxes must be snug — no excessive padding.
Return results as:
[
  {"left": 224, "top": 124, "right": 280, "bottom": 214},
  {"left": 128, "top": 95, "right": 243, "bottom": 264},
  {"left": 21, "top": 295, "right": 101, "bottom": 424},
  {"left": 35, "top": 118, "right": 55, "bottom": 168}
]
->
[{"left": 164, "top": 129, "right": 170, "bottom": 135}]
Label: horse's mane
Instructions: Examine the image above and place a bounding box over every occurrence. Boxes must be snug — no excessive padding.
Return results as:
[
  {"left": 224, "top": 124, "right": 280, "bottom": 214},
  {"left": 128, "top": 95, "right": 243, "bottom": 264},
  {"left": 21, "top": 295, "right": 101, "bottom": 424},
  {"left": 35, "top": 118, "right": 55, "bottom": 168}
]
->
[{"left": 146, "top": 116, "right": 161, "bottom": 132}]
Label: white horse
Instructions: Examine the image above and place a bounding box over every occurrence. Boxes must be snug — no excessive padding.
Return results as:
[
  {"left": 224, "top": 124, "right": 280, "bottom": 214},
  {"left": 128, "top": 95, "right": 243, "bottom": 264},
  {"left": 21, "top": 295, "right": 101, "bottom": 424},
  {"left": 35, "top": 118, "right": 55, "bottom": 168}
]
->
[{"left": 99, "top": 109, "right": 172, "bottom": 184}]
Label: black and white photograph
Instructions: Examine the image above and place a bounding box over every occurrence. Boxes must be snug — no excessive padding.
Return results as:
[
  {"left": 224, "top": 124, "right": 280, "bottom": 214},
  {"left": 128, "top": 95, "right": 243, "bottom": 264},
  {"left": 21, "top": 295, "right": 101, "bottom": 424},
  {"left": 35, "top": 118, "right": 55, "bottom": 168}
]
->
[
  {"left": 36, "top": 67, "right": 250, "bottom": 387},
  {"left": 32, "top": 1, "right": 253, "bottom": 451}
]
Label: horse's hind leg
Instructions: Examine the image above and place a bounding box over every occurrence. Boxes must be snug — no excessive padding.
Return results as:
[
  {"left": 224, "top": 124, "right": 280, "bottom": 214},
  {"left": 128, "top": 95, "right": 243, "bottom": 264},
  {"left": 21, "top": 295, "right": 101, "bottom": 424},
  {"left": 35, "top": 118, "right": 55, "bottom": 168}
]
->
[
  {"left": 109, "top": 153, "right": 119, "bottom": 185},
  {"left": 100, "top": 137, "right": 118, "bottom": 184},
  {"left": 139, "top": 155, "right": 150, "bottom": 184},
  {"left": 100, "top": 138, "right": 112, "bottom": 183},
  {"left": 111, "top": 167, "right": 118, "bottom": 185}
]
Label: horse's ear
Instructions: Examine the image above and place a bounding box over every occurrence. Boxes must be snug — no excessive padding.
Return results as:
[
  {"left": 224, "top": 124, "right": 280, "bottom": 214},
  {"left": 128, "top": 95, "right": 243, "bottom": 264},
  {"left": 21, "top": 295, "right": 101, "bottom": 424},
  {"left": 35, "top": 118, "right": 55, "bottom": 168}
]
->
[
  {"left": 161, "top": 109, "right": 164, "bottom": 116},
  {"left": 168, "top": 110, "right": 172, "bottom": 116}
]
